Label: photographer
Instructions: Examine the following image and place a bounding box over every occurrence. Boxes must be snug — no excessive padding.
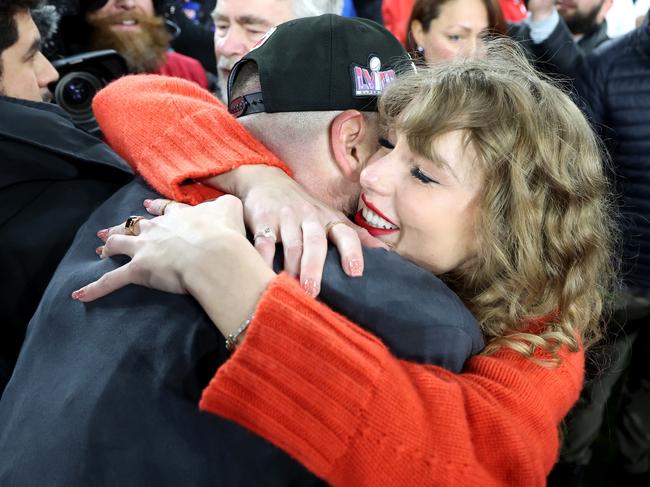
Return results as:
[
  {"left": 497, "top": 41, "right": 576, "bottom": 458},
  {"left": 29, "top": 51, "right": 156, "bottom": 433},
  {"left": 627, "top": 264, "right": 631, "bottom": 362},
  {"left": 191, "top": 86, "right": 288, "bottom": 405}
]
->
[
  {"left": 0, "top": 0, "right": 132, "bottom": 393},
  {"left": 53, "top": 0, "right": 209, "bottom": 88}
]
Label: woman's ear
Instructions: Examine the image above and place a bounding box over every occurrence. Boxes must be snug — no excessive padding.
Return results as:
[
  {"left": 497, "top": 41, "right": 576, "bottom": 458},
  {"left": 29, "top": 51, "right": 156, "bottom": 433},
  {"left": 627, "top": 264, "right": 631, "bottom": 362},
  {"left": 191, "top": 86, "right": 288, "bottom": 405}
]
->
[
  {"left": 330, "top": 110, "right": 367, "bottom": 179},
  {"left": 410, "top": 19, "right": 426, "bottom": 50}
]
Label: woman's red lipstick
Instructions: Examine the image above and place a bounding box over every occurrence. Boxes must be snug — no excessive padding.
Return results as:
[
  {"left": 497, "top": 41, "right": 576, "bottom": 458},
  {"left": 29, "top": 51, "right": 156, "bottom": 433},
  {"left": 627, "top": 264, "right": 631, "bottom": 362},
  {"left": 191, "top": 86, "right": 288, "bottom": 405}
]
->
[
  {"left": 355, "top": 194, "right": 399, "bottom": 236},
  {"left": 361, "top": 195, "right": 398, "bottom": 226}
]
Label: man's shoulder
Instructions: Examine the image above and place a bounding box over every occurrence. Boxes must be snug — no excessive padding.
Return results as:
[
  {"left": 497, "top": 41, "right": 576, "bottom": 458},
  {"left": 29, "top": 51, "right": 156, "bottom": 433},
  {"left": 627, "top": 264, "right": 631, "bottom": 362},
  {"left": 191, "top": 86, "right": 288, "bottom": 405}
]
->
[
  {"left": 0, "top": 96, "right": 71, "bottom": 134},
  {"left": 0, "top": 96, "right": 133, "bottom": 176},
  {"left": 318, "top": 246, "right": 484, "bottom": 370},
  {"left": 590, "top": 26, "right": 647, "bottom": 63}
]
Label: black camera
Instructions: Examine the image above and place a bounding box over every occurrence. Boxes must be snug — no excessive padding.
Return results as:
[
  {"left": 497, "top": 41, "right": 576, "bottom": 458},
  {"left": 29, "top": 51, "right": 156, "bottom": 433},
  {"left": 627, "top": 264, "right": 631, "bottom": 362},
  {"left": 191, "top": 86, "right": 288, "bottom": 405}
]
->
[{"left": 50, "top": 49, "right": 128, "bottom": 135}]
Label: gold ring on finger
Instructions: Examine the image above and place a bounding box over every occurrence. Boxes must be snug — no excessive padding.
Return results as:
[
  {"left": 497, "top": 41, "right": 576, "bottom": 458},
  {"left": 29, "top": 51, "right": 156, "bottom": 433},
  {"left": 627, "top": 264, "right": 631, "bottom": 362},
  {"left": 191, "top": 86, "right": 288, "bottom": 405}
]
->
[
  {"left": 324, "top": 220, "right": 347, "bottom": 236},
  {"left": 160, "top": 200, "right": 173, "bottom": 215},
  {"left": 124, "top": 215, "right": 145, "bottom": 236}
]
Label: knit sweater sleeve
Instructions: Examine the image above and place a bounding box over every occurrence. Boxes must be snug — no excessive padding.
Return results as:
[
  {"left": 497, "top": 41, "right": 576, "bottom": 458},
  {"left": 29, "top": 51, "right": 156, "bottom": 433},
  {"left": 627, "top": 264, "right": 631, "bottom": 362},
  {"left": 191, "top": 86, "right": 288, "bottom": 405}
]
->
[
  {"left": 200, "top": 273, "right": 584, "bottom": 487},
  {"left": 93, "top": 75, "right": 290, "bottom": 205}
]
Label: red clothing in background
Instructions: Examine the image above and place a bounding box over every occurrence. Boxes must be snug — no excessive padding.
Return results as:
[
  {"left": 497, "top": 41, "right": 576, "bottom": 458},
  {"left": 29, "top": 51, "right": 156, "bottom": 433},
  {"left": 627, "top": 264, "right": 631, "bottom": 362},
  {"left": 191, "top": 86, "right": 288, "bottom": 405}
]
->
[
  {"left": 501, "top": 0, "right": 527, "bottom": 21},
  {"left": 153, "top": 51, "right": 208, "bottom": 89},
  {"left": 382, "top": 0, "right": 527, "bottom": 46}
]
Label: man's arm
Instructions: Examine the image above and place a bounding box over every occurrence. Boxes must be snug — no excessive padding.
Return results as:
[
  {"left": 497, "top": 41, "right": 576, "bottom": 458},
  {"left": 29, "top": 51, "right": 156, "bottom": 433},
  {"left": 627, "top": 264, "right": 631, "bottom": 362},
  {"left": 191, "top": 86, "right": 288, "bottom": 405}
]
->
[
  {"left": 201, "top": 273, "right": 584, "bottom": 487},
  {"left": 528, "top": 15, "right": 585, "bottom": 79},
  {"left": 508, "top": 1, "right": 584, "bottom": 80}
]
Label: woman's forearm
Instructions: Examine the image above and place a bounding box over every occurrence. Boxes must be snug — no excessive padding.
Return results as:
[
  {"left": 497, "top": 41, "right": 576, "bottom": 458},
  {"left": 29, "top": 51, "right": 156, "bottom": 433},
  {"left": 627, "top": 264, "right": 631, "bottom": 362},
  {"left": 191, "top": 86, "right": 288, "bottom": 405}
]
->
[
  {"left": 181, "top": 231, "right": 275, "bottom": 340},
  {"left": 93, "top": 75, "right": 291, "bottom": 205},
  {"left": 200, "top": 274, "right": 584, "bottom": 487}
]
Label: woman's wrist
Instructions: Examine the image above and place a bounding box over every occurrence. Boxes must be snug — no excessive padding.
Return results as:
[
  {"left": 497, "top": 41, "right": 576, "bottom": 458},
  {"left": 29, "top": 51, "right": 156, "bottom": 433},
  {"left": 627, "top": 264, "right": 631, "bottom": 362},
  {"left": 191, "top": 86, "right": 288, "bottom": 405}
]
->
[
  {"left": 182, "top": 231, "right": 276, "bottom": 340},
  {"left": 204, "top": 165, "right": 289, "bottom": 199}
]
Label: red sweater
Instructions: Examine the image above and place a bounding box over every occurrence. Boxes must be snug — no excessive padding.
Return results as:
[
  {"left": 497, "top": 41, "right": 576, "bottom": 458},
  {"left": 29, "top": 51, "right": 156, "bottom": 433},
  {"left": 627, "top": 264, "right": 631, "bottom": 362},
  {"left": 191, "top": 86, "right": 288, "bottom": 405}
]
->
[
  {"left": 93, "top": 75, "right": 584, "bottom": 486},
  {"left": 153, "top": 51, "right": 209, "bottom": 90}
]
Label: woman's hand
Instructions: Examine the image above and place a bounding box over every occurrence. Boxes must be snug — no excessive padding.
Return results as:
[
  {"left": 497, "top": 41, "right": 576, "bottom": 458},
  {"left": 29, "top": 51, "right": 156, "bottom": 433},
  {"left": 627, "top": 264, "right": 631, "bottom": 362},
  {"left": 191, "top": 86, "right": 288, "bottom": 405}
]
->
[
  {"left": 72, "top": 195, "right": 248, "bottom": 302},
  {"left": 73, "top": 195, "right": 276, "bottom": 340},
  {"left": 206, "top": 166, "right": 387, "bottom": 294}
]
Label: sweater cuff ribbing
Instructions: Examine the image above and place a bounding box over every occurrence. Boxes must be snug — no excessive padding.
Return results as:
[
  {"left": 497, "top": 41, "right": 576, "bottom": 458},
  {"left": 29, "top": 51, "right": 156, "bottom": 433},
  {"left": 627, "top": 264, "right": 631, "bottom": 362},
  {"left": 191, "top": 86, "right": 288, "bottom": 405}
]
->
[
  {"left": 138, "top": 107, "right": 291, "bottom": 204},
  {"left": 199, "top": 273, "right": 389, "bottom": 477}
]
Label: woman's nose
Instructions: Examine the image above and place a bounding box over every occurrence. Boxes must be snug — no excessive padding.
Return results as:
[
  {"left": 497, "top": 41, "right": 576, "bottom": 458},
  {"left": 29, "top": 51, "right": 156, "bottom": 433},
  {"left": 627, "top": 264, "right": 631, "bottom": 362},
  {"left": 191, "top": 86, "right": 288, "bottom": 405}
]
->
[{"left": 360, "top": 155, "right": 394, "bottom": 195}]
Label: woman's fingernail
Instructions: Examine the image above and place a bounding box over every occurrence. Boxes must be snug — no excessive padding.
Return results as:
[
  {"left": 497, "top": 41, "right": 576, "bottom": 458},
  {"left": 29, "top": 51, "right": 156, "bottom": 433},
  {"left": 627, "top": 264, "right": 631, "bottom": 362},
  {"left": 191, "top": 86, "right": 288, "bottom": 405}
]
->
[
  {"left": 302, "top": 279, "right": 319, "bottom": 297},
  {"left": 71, "top": 288, "right": 85, "bottom": 300},
  {"left": 143, "top": 199, "right": 152, "bottom": 207},
  {"left": 97, "top": 229, "right": 109, "bottom": 240},
  {"left": 348, "top": 259, "right": 363, "bottom": 277},
  {"left": 95, "top": 246, "right": 103, "bottom": 257}
]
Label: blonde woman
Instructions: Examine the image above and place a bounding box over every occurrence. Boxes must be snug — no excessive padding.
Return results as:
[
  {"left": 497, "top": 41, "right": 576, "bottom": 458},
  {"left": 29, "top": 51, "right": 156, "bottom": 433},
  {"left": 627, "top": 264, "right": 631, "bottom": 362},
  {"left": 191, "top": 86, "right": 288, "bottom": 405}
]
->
[{"left": 77, "top": 43, "right": 616, "bottom": 485}]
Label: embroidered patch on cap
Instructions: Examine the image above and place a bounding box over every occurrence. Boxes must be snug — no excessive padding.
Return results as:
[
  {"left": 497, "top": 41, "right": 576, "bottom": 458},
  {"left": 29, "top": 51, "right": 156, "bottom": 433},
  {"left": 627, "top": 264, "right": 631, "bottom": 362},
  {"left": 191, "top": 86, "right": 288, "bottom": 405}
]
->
[
  {"left": 249, "top": 26, "right": 277, "bottom": 52},
  {"left": 351, "top": 56, "right": 396, "bottom": 97}
]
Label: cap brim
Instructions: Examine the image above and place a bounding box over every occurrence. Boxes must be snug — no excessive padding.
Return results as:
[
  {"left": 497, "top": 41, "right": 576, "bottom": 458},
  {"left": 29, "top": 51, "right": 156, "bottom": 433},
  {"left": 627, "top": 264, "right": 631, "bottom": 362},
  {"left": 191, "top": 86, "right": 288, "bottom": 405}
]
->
[{"left": 226, "top": 58, "right": 256, "bottom": 104}]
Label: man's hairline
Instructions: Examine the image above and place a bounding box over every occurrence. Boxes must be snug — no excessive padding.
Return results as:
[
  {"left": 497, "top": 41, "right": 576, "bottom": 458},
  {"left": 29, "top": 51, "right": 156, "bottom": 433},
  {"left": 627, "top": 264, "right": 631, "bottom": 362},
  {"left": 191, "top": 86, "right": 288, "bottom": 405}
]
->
[{"left": 0, "top": 7, "right": 36, "bottom": 82}]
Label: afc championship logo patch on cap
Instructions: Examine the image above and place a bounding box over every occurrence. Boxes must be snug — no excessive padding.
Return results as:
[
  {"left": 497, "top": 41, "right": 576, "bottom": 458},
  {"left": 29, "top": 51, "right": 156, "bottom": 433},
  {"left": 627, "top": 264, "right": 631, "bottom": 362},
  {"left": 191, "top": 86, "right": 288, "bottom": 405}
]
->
[{"left": 351, "top": 55, "right": 396, "bottom": 97}]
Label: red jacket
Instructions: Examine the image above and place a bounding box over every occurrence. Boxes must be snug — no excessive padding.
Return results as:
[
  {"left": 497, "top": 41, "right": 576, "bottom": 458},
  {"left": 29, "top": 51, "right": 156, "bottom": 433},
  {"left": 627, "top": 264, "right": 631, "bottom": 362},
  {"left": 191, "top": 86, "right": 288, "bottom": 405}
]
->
[
  {"left": 93, "top": 75, "right": 584, "bottom": 486},
  {"left": 153, "top": 51, "right": 208, "bottom": 89}
]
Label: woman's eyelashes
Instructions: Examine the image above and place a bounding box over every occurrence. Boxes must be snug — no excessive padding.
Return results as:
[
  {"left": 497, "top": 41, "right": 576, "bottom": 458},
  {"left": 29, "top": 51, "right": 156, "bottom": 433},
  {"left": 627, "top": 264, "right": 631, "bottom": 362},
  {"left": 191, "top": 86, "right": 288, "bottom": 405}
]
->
[
  {"left": 378, "top": 137, "right": 395, "bottom": 150},
  {"left": 410, "top": 166, "right": 439, "bottom": 185}
]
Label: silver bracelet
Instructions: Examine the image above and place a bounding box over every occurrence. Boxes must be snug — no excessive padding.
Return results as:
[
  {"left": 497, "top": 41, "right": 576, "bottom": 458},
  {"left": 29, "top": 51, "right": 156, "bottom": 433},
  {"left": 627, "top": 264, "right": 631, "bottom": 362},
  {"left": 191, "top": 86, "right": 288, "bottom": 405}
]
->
[{"left": 225, "top": 314, "right": 254, "bottom": 352}]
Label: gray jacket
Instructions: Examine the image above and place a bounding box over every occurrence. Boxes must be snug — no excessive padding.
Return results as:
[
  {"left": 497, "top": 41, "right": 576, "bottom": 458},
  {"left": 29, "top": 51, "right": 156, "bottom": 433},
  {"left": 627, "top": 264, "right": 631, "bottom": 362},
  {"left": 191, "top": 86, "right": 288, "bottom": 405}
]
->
[{"left": 0, "top": 178, "right": 482, "bottom": 486}]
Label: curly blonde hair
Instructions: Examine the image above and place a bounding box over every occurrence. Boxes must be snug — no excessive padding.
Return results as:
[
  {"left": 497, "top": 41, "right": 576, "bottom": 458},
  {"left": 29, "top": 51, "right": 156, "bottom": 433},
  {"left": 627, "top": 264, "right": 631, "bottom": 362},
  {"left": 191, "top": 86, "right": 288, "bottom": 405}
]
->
[{"left": 379, "top": 40, "right": 618, "bottom": 361}]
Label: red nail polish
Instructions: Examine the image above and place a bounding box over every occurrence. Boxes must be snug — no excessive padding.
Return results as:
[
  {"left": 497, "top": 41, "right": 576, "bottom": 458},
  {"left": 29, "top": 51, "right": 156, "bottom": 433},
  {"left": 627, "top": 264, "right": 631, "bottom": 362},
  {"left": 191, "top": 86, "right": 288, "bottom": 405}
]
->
[
  {"left": 71, "top": 289, "right": 85, "bottom": 300},
  {"left": 95, "top": 246, "right": 103, "bottom": 257},
  {"left": 97, "top": 229, "right": 109, "bottom": 240}
]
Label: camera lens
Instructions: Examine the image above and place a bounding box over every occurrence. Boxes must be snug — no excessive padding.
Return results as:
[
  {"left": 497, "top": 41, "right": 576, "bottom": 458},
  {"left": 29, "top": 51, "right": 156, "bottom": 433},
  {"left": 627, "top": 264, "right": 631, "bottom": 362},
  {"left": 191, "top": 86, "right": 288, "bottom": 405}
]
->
[
  {"left": 62, "top": 78, "right": 94, "bottom": 107},
  {"left": 54, "top": 72, "right": 103, "bottom": 118}
]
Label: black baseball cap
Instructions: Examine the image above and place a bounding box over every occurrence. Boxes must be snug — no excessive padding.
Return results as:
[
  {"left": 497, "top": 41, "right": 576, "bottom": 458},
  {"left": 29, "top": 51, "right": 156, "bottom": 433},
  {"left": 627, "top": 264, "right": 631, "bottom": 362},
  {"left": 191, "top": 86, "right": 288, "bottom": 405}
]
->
[{"left": 227, "top": 14, "right": 411, "bottom": 118}]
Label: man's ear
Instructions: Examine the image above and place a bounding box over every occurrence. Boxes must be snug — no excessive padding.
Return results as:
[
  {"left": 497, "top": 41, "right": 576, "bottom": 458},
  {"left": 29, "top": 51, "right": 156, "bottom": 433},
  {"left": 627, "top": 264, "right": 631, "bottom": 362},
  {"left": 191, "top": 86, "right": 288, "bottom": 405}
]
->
[{"left": 330, "top": 109, "right": 367, "bottom": 179}]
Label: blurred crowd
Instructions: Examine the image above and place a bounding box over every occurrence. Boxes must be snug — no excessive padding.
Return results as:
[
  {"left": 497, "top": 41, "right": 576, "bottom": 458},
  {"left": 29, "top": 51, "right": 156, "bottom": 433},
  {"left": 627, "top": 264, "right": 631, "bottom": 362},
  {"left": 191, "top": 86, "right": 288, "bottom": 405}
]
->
[{"left": 1, "top": 1, "right": 649, "bottom": 486}]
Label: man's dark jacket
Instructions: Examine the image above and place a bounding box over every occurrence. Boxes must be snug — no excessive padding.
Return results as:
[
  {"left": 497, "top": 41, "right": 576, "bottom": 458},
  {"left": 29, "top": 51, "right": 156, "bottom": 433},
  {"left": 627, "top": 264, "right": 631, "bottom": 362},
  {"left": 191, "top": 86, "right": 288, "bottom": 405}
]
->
[
  {"left": 0, "top": 97, "right": 132, "bottom": 393},
  {"left": 509, "top": 17, "right": 609, "bottom": 79},
  {"left": 574, "top": 14, "right": 650, "bottom": 290},
  {"left": 0, "top": 175, "right": 483, "bottom": 485}
]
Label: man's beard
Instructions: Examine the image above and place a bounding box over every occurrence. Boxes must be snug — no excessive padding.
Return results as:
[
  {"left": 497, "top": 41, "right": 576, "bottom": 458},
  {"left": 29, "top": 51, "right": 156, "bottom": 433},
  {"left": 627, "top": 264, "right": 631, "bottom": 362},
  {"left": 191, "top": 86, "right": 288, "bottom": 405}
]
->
[
  {"left": 563, "top": 2, "right": 603, "bottom": 36},
  {"left": 87, "top": 12, "right": 171, "bottom": 74},
  {"left": 0, "top": 83, "right": 52, "bottom": 103},
  {"left": 40, "top": 89, "right": 53, "bottom": 103}
]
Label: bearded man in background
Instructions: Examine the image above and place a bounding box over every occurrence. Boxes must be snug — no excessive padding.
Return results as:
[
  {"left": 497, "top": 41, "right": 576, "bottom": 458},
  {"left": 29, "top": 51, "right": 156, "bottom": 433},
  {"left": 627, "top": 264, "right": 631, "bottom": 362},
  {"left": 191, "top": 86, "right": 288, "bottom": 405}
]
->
[{"left": 80, "top": 0, "right": 208, "bottom": 87}]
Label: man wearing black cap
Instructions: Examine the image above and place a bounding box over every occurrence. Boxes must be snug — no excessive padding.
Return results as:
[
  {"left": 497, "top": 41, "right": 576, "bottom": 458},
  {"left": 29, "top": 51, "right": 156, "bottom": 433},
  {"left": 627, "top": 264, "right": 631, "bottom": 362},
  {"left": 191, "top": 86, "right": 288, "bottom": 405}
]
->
[
  {"left": 0, "top": 14, "right": 482, "bottom": 486},
  {"left": 211, "top": 0, "right": 343, "bottom": 99}
]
